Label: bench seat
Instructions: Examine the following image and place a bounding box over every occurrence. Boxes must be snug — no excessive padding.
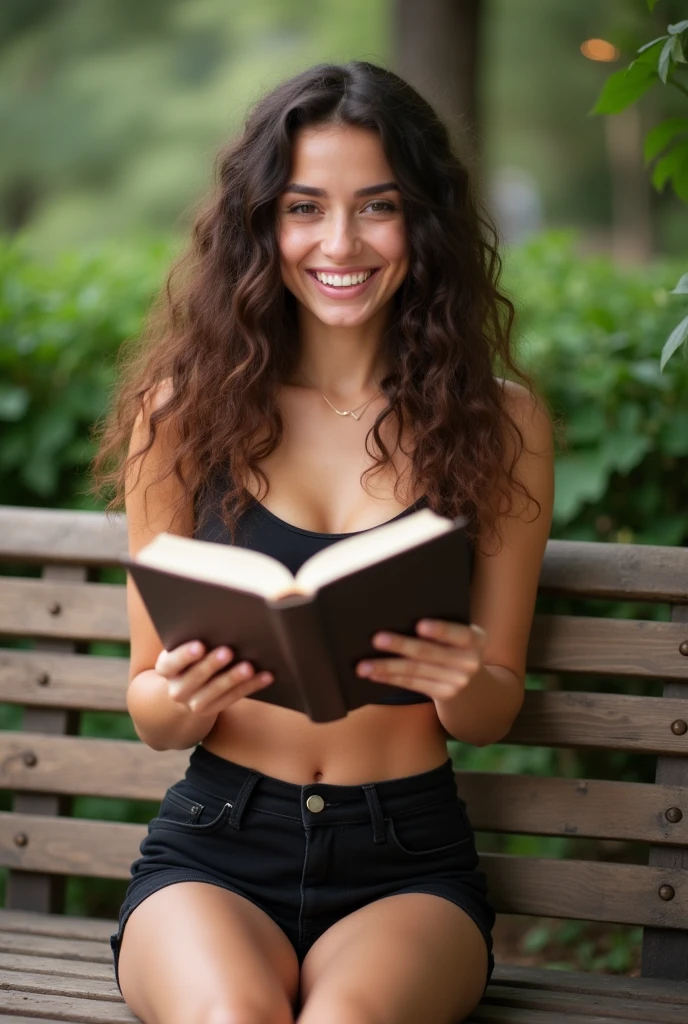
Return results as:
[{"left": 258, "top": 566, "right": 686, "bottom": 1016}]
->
[{"left": 3, "top": 907, "right": 688, "bottom": 1023}]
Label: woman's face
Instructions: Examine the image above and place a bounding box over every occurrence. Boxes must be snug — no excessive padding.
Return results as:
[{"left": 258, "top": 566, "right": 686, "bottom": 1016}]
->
[{"left": 277, "top": 123, "right": 409, "bottom": 329}]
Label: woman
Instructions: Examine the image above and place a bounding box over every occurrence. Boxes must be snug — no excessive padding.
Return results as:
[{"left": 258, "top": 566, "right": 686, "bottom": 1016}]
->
[{"left": 94, "top": 61, "right": 553, "bottom": 1024}]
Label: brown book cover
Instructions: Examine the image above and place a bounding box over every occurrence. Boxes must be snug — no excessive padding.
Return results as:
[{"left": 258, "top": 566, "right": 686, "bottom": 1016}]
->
[{"left": 123, "top": 515, "right": 471, "bottom": 722}]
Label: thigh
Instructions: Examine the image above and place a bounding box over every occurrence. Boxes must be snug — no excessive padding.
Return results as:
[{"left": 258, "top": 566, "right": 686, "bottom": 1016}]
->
[
  {"left": 118, "top": 881, "right": 299, "bottom": 1024},
  {"left": 298, "top": 893, "right": 489, "bottom": 1024}
]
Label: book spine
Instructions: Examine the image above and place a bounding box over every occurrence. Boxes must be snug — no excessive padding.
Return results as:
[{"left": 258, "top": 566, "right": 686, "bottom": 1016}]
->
[{"left": 268, "top": 598, "right": 347, "bottom": 723}]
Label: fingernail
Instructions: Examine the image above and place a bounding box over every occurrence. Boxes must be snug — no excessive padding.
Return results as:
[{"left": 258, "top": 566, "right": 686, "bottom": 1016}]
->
[
  {"left": 189, "top": 641, "right": 203, "bottom": 655},
  {"left": 358, "top": 662, "right": 373, "bottom": 675},
  {"left": 259, "top": 672, "right": 273, "bottom": 684},
  {"left": 168, "top": 681, "right": 183, "bottom": 698},
  {"left": 470, "top": 624, "right": 486, "bottom": 637}
]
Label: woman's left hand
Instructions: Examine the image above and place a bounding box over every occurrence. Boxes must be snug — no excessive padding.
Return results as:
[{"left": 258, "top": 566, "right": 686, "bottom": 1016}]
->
[{"left": 355, "top": 619, "right": 487, "bottom": 703}]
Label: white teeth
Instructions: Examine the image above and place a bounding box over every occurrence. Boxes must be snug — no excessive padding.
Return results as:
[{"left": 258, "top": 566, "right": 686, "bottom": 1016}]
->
[{"left": 313, "top": 270, "right": 373, "bottom": 287}]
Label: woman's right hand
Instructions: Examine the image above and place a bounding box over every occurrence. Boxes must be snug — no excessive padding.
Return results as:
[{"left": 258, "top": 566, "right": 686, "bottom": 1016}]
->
[{"left": 155, "top": 641, "right": 274, "bottom": 717}]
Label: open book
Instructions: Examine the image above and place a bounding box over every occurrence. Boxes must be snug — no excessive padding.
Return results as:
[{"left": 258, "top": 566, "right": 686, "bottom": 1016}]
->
[{"left": 123, "top": 508, "right": 471, "bottom": 722}]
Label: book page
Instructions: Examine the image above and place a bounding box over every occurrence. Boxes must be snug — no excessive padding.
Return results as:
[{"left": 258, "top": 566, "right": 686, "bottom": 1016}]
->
[
  {"left": 295, "top": 509, "right": 455, "bottom": 594},
  {"left": 134, "top": 532, "right": 297, "bottom": 599}
]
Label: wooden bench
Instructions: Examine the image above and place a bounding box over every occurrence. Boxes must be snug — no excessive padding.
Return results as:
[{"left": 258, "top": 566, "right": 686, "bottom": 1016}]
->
[{"left": 1, "top": 503, "right": 688, "bottom": 1023}]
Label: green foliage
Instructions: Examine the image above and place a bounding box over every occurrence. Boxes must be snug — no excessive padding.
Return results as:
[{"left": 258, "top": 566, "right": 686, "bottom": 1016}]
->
[
  {"left": 0, "top": 237, "right": 170, "bottom": 506},
  {"left": 506, "top": 231, "right": 688, "bottom": 541},
  {"left": 592, "top": 1, "right": 688, "bottom": 367}
]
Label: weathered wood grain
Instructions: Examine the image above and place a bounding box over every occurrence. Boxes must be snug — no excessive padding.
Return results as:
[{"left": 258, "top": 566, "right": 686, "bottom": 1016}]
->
[
  {"left": 459, "top": 772, "right": 688, "bottom": 845},
  {"left": 0, "top": 650, "right": 128, "bottom": 712}
]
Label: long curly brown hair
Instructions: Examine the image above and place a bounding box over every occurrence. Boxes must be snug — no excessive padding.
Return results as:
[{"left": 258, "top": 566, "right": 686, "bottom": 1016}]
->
[{"left": 90, "top": 60, "right": 538, "bottom": 545}]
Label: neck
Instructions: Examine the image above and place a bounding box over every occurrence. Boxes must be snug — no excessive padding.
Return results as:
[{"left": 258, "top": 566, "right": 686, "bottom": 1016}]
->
[{"left": 292, "top": 302, "right": 391, "bottom": 399}]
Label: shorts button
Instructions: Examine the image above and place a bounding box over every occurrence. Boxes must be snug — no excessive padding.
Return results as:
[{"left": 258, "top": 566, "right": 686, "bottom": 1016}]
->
[{"left": 306, "top": 794, "right": 325, "bottom": 813}]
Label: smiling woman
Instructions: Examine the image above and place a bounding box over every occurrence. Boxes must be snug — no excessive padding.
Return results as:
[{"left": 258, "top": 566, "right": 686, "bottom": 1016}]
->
[{"left": 92, "top": 61, "right": 554, "bottom": 1024}]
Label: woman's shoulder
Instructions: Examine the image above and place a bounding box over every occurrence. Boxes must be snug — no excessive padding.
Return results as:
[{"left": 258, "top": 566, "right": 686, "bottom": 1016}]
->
[{"left": 493, "top": 376, "right": 552, "bottom": 450}]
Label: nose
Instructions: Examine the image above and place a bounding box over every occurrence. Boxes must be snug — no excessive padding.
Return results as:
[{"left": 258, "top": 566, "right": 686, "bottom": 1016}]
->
[{"left": 320, "top": 210, "right": 362, "bottom": 261}]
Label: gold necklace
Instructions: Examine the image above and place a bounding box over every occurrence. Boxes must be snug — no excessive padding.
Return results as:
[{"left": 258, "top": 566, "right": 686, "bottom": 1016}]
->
[{"left": 300, "top": 374, "right": 381, "bottom": 421}]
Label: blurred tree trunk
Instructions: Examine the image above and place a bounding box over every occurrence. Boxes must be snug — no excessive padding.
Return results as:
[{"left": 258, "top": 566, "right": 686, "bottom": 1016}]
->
[{"left": 393, "top": 0, "right": 483, "bottom": 169}]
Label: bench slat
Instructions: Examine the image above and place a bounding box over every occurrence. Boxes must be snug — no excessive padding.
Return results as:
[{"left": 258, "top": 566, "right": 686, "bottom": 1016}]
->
[
  {"left": 0, "top": 952, "right": 113, "bottom": 981},
  {"left": 0, "top": 578, "right": 128, "bottom": 643},
  {"left": 3, "top": 733, "right": 688, "bottom": 843},
  {"left": 2, "top": 504, "right": 688, "bottom": 602},
  {"left": 538, "top": 540, "right": 688, "bottom": 603},
  {"left": 479, "top": 983, "right": 686, "bottom": 1023},
  {"left": 491, "top": 963, "right": 688, "bottom": 1005},
  {"left": 0, "top": 506, "right": 127, "bottom": 566},
  {"left": 0, "top": 968, "right": 120, "bottom": 1001},
  {"left": 0, "top": 650, "right": 128, "bottom": 711},
  {"left": 484, "top": 853, "right": 688, "bottom": 928},
  {"left": 528, "top": 616, "right": 688, "bottom": 679},
  {"left": 504, "top": 691, "right": 688, "bottom": 754},
  {"left": 468, "top": 1006, "right": 662, "bottom": 1023},
  {"left": 0, "top": 909, "right": 114, "bottom": 941},
  {"left": 1, "top": 614, "right": 686, "bottom": 712},
  {"left": 0, "top": 930, "right": 115, "bottom": 963},
  {"left": 1, "top": 814, "right": 686, "bottom": 928},
  {"left": 0, "top": 989, "right": 134, "bottom": 1022},
  {"left": 460, "top": 772, "right": 688, "bottom": 845},
  {"left": 0, "top": 734, "right": 187, "bottom": 800}
]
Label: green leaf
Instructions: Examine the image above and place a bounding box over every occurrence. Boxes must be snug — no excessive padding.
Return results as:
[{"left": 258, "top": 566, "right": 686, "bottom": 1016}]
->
[
  {"left": 671, "top": 272, "right": 688, "bottom": 294},
  {"left": 659, "top": 37, "right": 675, "bottom": 83},
  {"left": 647, "top": 0, "right": 661, "bottom": 10},
  {"left": 591, "top": 62, "right": 658, "bottom": 115},
  {"left": 644, "top": 118, "right": 688, "bottom": 162},
  {"left": 660, "top": 312, "right": 688, "bottom": 371},
  {"left": 668, "top": 21, "right": 688, "bottom": 35},
  {"left": 638, "top": 35, "right": 669, "bottom": 55},
  {"left": 651, "top": 143, "right": 688, "bottom": 193},
  {"left": 672, "top": 36, "right": 686, "bottom": 63}
]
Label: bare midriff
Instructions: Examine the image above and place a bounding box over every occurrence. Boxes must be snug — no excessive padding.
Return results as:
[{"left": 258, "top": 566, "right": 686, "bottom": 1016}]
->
[{"left": 201, "top": 699, "right": 450, "bottom": 786}]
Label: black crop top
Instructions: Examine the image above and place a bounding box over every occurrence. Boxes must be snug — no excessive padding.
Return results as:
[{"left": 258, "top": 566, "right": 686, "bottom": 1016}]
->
[{"left": 194, "top": 472, "right": 473, "bottom": 706}]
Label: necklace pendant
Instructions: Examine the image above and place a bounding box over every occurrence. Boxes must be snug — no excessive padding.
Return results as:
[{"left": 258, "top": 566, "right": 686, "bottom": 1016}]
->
[{"left": 349, "top": 410, "right": 361, "bottom": 421}]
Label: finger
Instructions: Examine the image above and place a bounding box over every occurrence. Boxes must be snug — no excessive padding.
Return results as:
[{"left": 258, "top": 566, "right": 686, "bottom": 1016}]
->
[
  {"left": 188, "top": 664, "right": 274, "bottom": 713},
  {"left": 371, "top": 631, "right": 471, "bottom": 669},
  {"left": 156, "top": 641, "right": 209, "bottom": 680},
  {"left": 361, "top": 658, "right": 470, "bottom": 688},
  {"left": 415, "top": 620, "right": 478, "bottom": 648},
  {"left": 166, "top": 645, "right": 235, "bottom": 701}
]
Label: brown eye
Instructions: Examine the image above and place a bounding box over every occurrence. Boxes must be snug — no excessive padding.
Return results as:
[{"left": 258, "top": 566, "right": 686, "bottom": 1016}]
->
[{"left": 289, "top": 202, "right": 318, "bottom": 215}]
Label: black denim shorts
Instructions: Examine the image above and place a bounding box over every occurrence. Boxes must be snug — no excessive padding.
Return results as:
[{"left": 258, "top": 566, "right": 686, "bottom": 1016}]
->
[{"left": 110, "top": 745, "right": 495, "bottom": 997}]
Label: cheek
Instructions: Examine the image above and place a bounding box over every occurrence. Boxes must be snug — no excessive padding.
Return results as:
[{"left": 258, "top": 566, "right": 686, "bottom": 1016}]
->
[
  {"left": 278, "top": 224, "right": 312, "bottom": 272},
  {"left": 373, "top": 222, "right": 409, "bottom": 270}
]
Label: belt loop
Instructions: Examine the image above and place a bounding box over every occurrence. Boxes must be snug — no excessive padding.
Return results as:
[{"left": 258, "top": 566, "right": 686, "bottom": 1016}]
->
[
  {"left": 228, "top": 771, "right": 262, "bottom": 829},
  {"left": 362, "top": 784, "right": 386, "bottom": 844}
]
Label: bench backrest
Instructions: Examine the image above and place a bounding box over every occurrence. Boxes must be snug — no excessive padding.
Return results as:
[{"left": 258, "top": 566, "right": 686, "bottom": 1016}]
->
[{"left": 1, "top": 506, "right": 687, "bottom": 979}]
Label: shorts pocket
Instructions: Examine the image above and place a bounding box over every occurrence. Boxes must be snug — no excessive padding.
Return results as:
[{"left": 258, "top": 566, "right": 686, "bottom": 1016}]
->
[
  {"left": 386, "top": 797, "right": 474, "bottom": 856},
  {"left": 149, "top": 783, "right": 233, "bottom": 836}
]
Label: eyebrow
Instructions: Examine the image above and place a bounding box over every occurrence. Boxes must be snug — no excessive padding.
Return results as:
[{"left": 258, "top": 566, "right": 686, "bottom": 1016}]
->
[{"left": 283, "top": 181, "right": 400, "bottom": 198}]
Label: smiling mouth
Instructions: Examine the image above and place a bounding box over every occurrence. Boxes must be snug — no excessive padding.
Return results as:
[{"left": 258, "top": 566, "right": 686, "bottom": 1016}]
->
[{"left": 308, "top": 269, "right": 378, "bottom": 288}]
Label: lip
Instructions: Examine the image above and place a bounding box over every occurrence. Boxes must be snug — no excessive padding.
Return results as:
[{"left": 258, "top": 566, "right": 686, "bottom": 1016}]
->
[{"left": 305, "top": 267, "right": 381, "bottom": 299}]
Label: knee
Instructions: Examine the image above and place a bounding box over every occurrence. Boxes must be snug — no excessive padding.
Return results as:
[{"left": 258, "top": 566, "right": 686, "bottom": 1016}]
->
[
  {"left": 298, "top": 994, "right": 382, "bottom": 1024},
  {"left": 196, "top": 998, "right": 294, "bottom": 1024}
]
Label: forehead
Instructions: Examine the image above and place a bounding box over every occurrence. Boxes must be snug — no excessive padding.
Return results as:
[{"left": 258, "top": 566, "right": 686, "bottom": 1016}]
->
[{"left": 287, "top": 124, "right": 394, "bottom": 189}]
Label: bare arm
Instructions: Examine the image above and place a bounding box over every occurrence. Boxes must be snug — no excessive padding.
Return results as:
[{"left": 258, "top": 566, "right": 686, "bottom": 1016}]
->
[
  {"left": 434, "top": 380, "right": 555, "bottom": 744},
  {"left": 124, "top": 381, "right": 219, "bottom": 751}
]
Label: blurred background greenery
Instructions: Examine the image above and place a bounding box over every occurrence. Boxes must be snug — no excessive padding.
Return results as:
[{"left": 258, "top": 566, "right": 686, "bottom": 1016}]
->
[{"left": 1, "top": 0, "right": 687, "bottom": 975}]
